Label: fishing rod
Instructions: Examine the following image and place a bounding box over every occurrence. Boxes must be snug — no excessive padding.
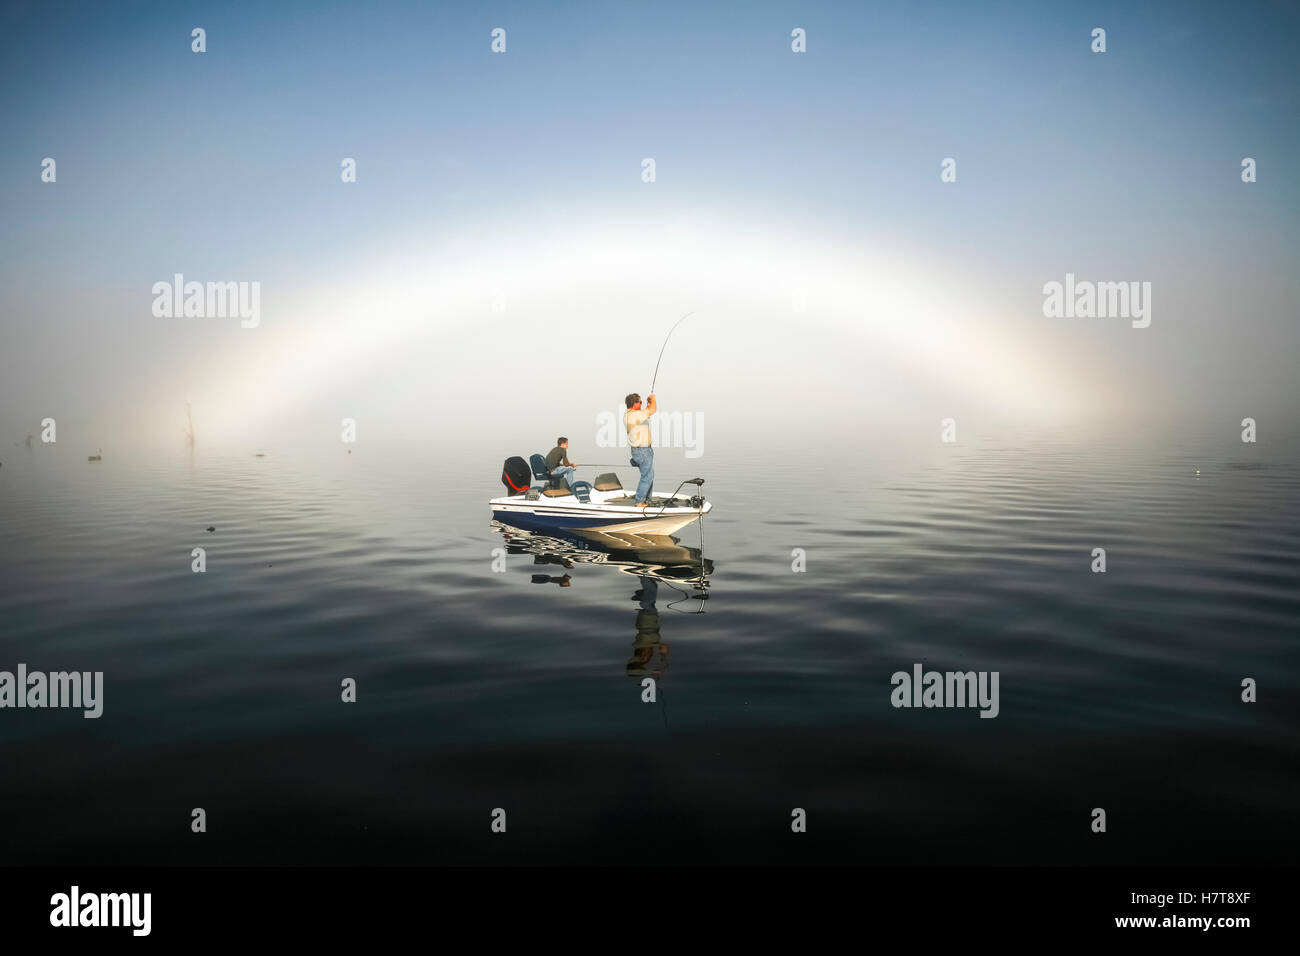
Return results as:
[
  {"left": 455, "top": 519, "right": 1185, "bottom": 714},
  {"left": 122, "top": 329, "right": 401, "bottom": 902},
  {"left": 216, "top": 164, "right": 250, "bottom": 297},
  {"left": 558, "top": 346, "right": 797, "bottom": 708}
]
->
[
  {"left": 568, "top": 463, "right": 699, "bottom": 470},
  {"left": 648, "top": 311, "right": 694, "bottom": 398}
]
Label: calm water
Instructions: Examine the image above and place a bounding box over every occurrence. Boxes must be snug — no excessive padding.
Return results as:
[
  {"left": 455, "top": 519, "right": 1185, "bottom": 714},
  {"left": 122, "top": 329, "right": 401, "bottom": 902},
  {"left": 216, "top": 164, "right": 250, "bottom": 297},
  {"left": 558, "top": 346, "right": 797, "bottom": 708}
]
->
[{"left": 1, "top": 426, "right": 1297, "bottom": 865}]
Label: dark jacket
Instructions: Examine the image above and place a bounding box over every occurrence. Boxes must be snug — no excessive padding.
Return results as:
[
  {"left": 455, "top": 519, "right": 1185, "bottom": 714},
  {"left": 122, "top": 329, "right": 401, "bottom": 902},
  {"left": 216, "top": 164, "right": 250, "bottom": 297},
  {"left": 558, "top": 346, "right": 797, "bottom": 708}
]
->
[{"left": 545, "top": 446, "right": 572, "bottom": 471}]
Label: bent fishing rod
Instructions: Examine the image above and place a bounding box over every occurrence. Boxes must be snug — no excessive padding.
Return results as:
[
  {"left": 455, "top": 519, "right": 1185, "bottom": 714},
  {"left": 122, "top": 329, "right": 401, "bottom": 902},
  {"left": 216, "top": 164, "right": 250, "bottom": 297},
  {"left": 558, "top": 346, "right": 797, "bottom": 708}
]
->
[{"left": 648, "top": 311, "right": 694, "bottom": 398}]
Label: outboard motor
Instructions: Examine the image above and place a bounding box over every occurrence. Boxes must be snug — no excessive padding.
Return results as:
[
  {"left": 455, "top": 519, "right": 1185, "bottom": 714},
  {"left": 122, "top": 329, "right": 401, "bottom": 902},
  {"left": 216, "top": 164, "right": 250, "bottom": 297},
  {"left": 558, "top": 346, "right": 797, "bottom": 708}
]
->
[{"left": 501, "top": 456, "right": 532, "bottom": 496}]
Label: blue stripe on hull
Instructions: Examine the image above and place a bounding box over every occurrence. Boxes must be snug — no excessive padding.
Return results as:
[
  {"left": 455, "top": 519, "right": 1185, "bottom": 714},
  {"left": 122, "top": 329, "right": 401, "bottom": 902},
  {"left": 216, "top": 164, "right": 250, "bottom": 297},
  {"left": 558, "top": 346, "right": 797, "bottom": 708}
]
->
[{"left": 492, "top": 510, "right": 634, "bottom": 532}]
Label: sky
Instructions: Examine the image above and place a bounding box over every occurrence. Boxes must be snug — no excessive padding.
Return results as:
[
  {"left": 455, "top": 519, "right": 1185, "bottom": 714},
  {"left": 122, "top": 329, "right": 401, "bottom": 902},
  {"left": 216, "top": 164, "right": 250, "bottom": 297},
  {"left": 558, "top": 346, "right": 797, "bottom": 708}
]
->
[{"left": 1, "top": 0, "right": 1297, "bottom": 454}]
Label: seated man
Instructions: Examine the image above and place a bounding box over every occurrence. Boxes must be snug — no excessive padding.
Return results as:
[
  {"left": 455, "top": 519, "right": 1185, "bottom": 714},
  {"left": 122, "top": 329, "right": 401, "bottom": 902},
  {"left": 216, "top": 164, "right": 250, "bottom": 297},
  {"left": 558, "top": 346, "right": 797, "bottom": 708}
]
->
[{"left": 544, "top": 436, "right": 578, "bottom": 490}]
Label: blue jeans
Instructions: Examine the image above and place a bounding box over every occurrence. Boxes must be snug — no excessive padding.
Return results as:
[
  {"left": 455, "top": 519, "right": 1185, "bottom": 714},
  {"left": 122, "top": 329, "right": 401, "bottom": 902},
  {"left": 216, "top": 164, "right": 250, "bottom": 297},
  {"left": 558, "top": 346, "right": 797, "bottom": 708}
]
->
[
  {"left": 629, "top": 446, "right": 654, "bottom": 503},
  {"left": 550, "top": 465, "right": 576, "bottom": 489}
]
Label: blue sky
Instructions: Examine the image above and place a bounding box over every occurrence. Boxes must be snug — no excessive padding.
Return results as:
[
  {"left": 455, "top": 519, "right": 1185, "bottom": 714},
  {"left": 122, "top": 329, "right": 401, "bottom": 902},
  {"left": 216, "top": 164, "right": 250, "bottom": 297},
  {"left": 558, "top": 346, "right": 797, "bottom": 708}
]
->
[{"left": 5, "top": 0, "right": 1296, "bottom": 278}]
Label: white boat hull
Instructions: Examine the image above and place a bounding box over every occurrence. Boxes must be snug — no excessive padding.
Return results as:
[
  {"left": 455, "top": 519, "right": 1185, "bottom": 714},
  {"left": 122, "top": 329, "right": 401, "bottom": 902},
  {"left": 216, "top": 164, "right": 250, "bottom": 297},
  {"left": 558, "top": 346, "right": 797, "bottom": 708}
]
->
[{"left": 490, "top": 487, "right": 711, "bottom": 535}]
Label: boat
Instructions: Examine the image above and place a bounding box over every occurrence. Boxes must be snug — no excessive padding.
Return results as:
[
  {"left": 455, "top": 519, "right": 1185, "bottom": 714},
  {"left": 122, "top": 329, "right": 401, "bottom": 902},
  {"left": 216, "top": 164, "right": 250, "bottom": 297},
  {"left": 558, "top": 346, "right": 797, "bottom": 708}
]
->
[{"left": 490, "top": 454, "right": 712, "bottom": 535}]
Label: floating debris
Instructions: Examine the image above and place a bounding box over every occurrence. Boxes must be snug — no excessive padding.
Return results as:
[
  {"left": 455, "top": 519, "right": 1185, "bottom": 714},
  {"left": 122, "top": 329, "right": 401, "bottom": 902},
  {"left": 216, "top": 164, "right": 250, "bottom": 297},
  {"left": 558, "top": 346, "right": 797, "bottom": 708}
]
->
[
  {"left": 206, "top": 526, "right": 215, "bottom": 532},
  {"left": 255, "top": 453, "right": 265, "bottom": 458}
]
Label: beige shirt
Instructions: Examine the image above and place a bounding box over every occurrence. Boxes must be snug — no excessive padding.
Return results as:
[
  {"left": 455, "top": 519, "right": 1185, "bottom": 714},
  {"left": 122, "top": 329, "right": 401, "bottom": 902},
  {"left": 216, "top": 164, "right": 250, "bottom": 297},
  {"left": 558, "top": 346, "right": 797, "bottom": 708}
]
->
[{"left": 624, "top": 408, "right": 652, "bottom": 447}]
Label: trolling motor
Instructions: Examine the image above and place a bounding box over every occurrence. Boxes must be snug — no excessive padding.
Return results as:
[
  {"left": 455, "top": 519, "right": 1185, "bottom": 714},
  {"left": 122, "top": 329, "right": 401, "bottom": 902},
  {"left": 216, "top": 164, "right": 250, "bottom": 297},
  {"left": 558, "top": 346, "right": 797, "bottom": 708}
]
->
[{"left": 665, "top": 478, "right": 705, "bottom": 509}]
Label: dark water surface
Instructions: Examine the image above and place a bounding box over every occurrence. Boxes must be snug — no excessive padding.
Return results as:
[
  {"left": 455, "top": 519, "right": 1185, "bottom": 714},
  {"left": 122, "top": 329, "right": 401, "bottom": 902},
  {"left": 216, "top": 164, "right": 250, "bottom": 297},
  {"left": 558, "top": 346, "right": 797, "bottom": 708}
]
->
[{"left": 1, "top": 426, "right": 1296, "bottom": 864}]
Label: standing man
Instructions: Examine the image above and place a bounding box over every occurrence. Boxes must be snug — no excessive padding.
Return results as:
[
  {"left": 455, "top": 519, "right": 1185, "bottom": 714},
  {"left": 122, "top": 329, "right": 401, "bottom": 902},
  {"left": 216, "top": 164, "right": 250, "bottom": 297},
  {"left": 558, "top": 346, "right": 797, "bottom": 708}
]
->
[
  {"left": 624, "top": 392, "right": 656, "bottom": 507},
  {"left": 545, "top": 437, "right": 578, "bottom": 489}
]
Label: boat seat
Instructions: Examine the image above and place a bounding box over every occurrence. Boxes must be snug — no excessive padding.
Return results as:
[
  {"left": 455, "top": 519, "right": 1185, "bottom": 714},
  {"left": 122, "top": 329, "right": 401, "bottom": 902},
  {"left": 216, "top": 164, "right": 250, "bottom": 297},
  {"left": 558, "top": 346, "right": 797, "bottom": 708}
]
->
[
  {"left": 530, "top": 452, "right": 571, "bottom": 491},
  {"left": 528, "top": 453, "right": 551, "bottom": 482},
  {"left": 541, "top": 487, "right": 572, "bottom": 497}
]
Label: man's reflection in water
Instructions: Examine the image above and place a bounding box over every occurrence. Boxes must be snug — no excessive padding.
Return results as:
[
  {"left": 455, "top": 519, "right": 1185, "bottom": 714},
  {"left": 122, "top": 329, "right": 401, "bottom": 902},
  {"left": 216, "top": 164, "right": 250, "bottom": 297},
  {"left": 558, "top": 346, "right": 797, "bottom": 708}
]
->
[
  {"left": 626, "top": 576, "right": 670, "bottom": 679},
  {"left": 530, "top": 552, "right": 574, "bottom": 587},
  {"left": 530, "top": 573, "right": 572, "bottom": 587}
]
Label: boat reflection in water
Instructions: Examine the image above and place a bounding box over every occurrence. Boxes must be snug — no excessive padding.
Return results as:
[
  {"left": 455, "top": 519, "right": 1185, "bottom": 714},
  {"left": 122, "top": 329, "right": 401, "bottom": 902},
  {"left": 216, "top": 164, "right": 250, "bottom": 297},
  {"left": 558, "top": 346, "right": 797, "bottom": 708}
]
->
[{"left": 491, "top": 520, "right": 713, "bottom": 680}]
